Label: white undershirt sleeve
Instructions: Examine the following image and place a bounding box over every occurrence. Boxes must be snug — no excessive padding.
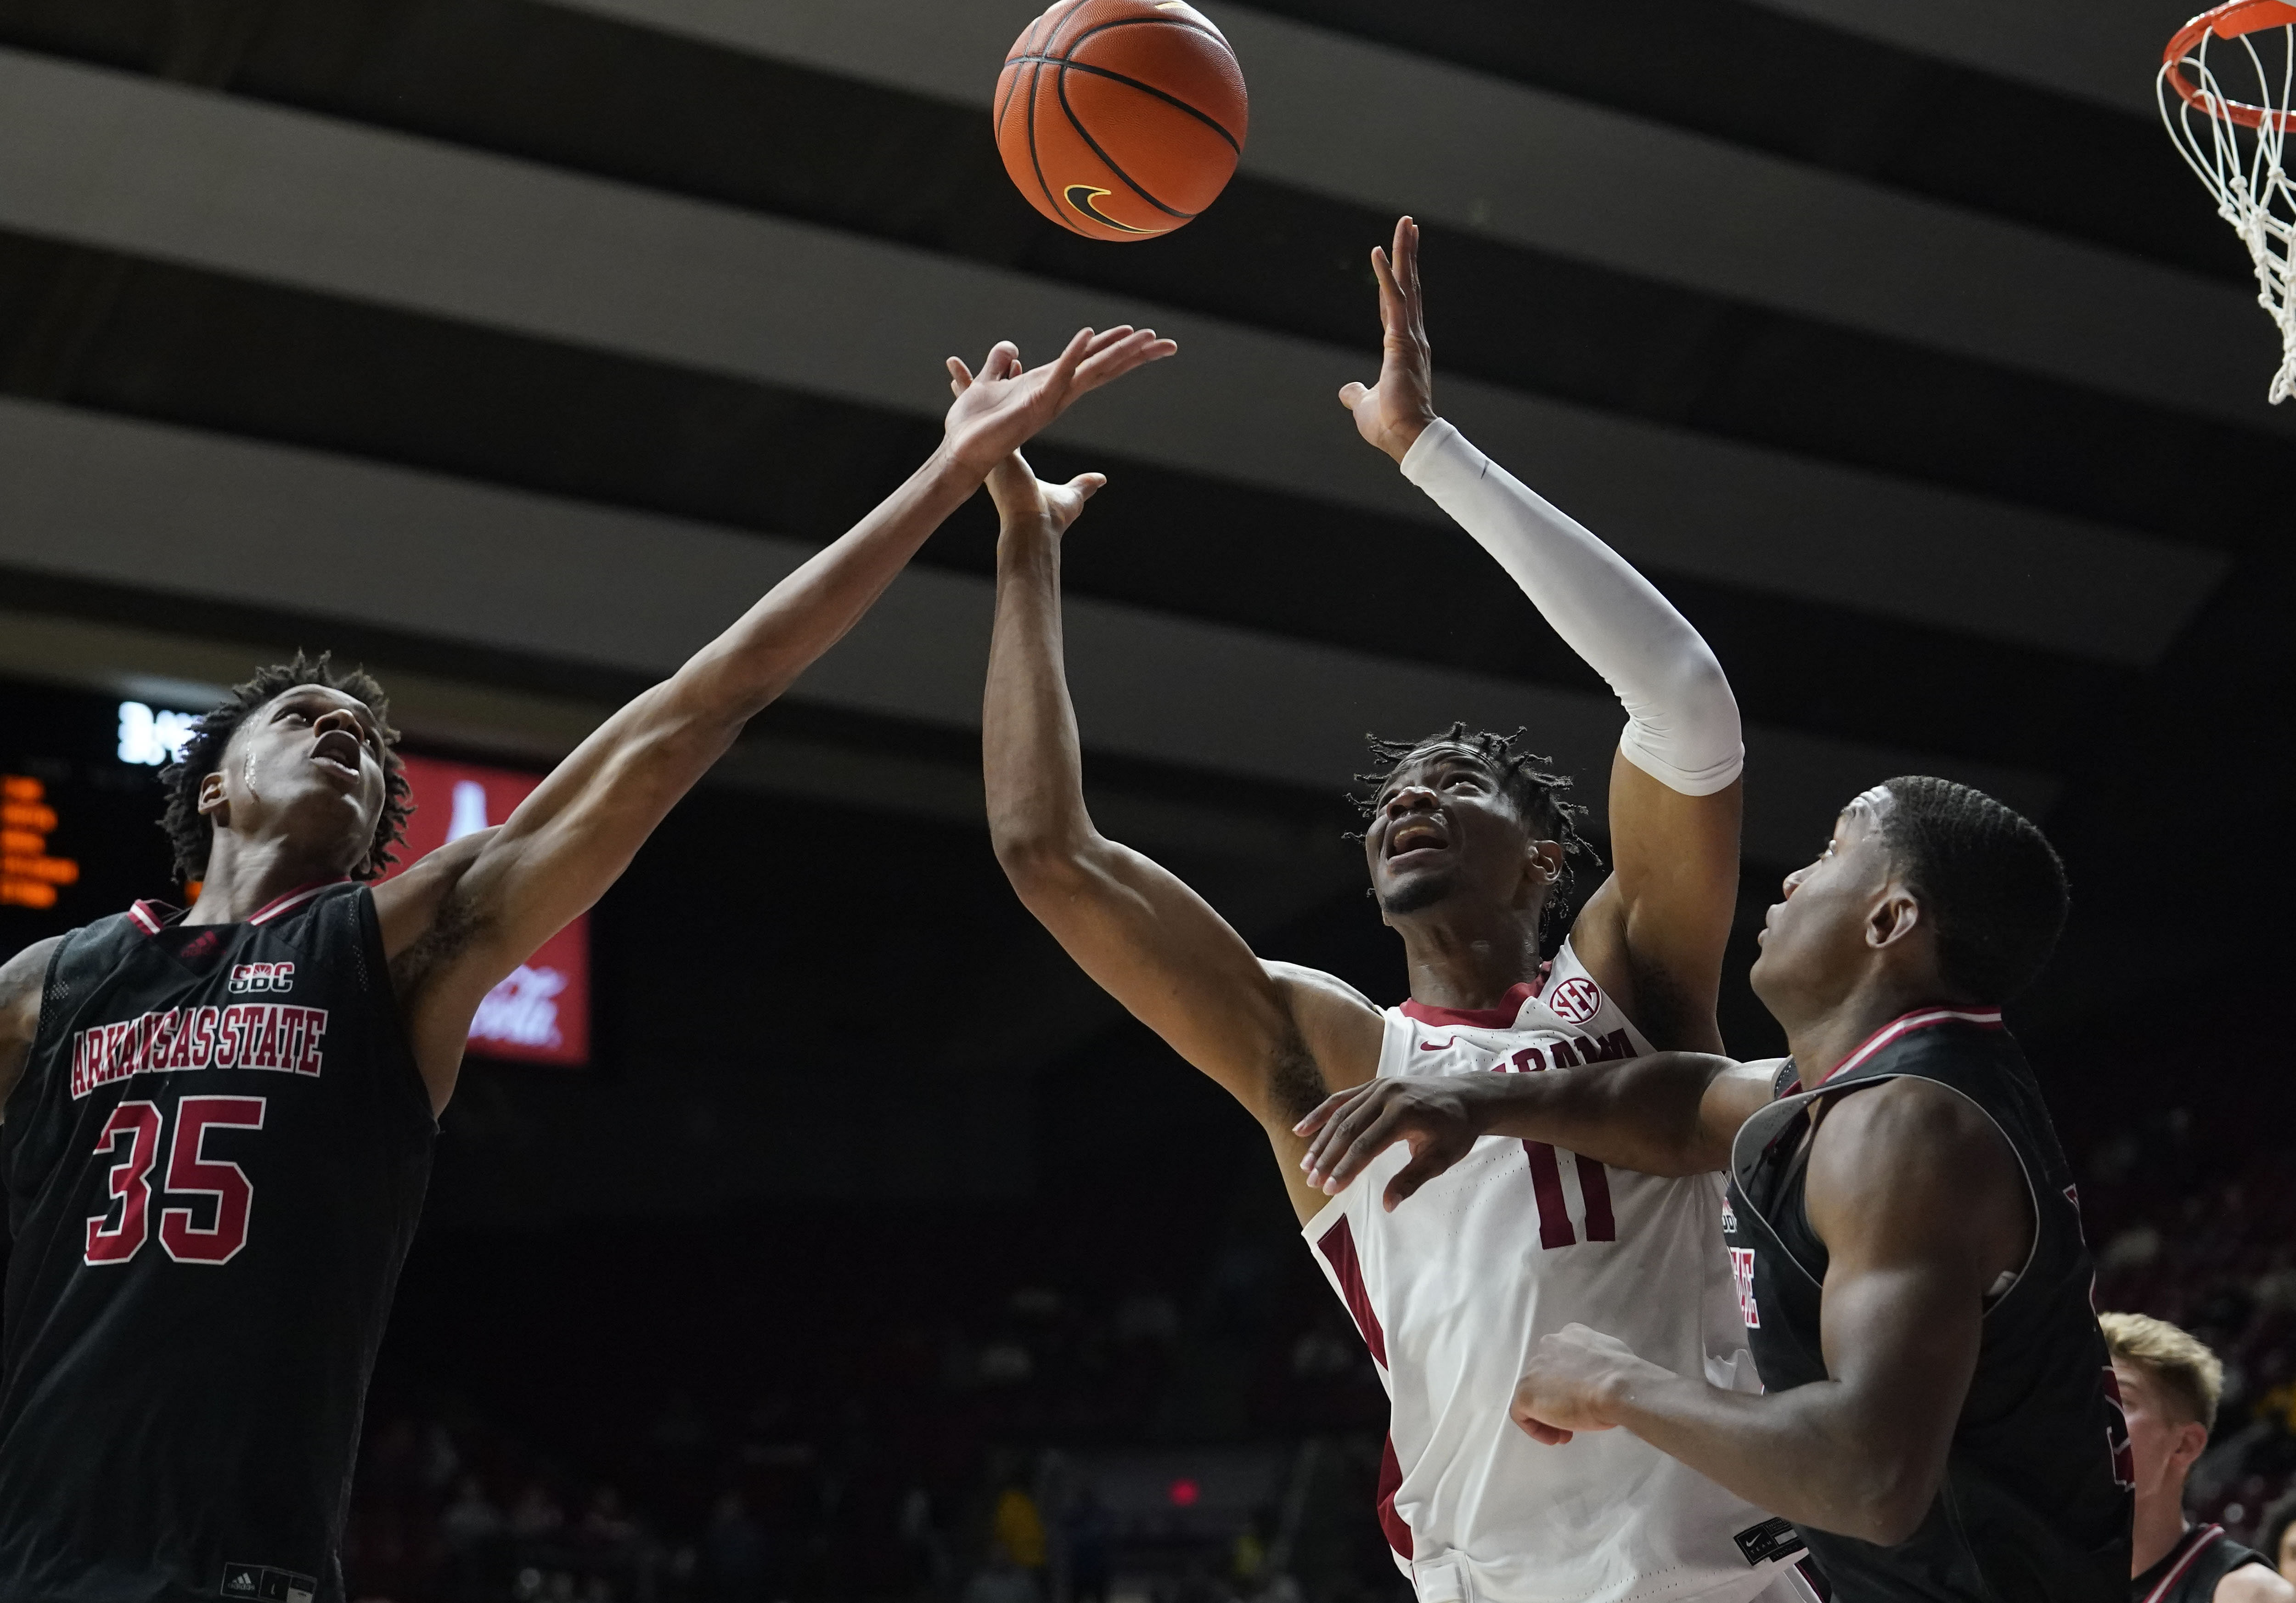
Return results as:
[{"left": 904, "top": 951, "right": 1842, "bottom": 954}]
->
[{"left": 1399, "top": 418, "right": 1744, "bottom": 797}]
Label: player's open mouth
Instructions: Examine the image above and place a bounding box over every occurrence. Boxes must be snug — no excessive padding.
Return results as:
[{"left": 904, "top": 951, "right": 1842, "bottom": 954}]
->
[
  {"left": 1385, "top": 819, "right": 1449, "bottom": 861},
  {"left": 311, "top": 731, "right": 364, "bottom": 777}
]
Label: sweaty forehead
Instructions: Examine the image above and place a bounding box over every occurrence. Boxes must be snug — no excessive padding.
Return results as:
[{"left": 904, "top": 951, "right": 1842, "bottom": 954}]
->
[
  {"left": 1387, "top": 743, "right": 1498, "bottom": 784},
  {"left": 242, "top": 684, "right": 378, "bottom": 740}
]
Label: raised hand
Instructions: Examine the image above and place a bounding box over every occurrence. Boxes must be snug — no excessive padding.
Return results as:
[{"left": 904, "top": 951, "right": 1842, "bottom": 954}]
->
[
  {"left": 1338, "top": 216, "right": 1437, "bottom": 464},
  {"left": 983, "top": 450, "right": 1107, "bottom": 539},
  {"left": 943, "top": 325, "right": 1176, "bottom": 476}
]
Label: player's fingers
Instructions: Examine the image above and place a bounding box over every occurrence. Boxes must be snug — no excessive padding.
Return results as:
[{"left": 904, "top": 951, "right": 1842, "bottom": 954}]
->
[
  {"left": 1384, "top": 1140, "right": 1458, "bottom": 1211},
  {"left": 1338, "top": 381, "right": 1370, "bottom": 412},
  {"left": 1081, "top": 325, "right": 1136, "bottom": 357},
  {"left": 1293, "top": 1087, "right": 1350, "bottom": 1140},
  {"left": 1069, "top": 473, "right": 1108, "bottom": 502},
  {"left": 1300, "top": 1083, "right": 1383, "bottom": 1172},
  {"left": 947, "top": 356, "right": 974, "bottom": 396},
  {"left": 1322, "top": 1107, "right": 1405, "bottom": 1176},
  {"left": 1076, "top": 330, "right": 1176, "bottom": 391},
  {"left": 1322, "top": 1098, "right": 1405, "bottom": 1185},
  {"left": 979, "top": 340, "right": 1020, "bottom": 382},
  {"left": 1396, "top": 216, "right": 1418, "bottom": 292},
  {"left": 1509, "top": 1396, "right": 1571, "bottom": 1445},
  {"left": 1370, "top": 244, "right": 1402, "bottom": 320},
  {"left": 1049, "top": 326, "right": 1095, "bottom": 386}
]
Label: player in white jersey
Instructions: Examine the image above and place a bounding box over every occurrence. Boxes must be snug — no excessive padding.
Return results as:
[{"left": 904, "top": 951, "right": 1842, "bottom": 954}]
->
[{"left": 978, "top": 216, "right": 1810, "bottom": 1603}]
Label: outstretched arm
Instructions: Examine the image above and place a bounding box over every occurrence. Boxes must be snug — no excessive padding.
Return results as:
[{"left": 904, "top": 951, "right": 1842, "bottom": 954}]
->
[
  {"left": 1293, "top": 1050, "right": 1778, "bottom": 1205},
  {"left": 1340, "top": 218, "right": 1743, "bottom": 1052},
  {"left": 979, "top": 451, "right": 1383, "bottom": 1220},
  {"left": 379, "top": 326, "right": 1176, "bottom": 1111},
  {"left": 1505, "top": 1078, "right": 2032, "bottom": 1545}
]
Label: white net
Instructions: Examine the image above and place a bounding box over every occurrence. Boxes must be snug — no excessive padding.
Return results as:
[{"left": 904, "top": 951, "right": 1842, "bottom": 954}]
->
[{"left": 2160, "top": 2, "right": 2296, "bottom": 402}]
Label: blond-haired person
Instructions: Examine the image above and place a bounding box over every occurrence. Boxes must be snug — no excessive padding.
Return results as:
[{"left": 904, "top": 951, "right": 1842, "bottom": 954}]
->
[{"left": 2104, "top": 1313, "right": 2296, "bottom": 1603}]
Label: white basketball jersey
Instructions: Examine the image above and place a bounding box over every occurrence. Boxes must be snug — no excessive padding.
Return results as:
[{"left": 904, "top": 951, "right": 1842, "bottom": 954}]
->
[{"left": 1303, "top": 941, "right": 1799, "bottom": 1603}]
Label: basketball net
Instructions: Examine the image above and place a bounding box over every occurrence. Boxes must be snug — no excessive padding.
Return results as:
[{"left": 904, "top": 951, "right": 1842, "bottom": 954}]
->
[{"left": 2161, "top": 0, "right": 2296, "bottom": 403}]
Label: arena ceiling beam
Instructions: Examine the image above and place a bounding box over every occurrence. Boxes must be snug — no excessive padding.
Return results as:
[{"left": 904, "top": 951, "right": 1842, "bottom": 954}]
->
[
  {"left": 0, "top": 396, "right": 2055, "bottom": 865},
  {"left": 0, "top": 48, "right": 2222, "bottom": 666},
  {"left": 542, "top": 0, "right": 2283, "bottom": 429},
  {"left": 1737, "top": 0, "right": 2167, "bottom": 115}
]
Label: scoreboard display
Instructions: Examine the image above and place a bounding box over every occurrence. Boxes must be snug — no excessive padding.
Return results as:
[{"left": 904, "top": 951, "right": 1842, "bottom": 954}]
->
[
  {"left": 0, "top": 675, "right": 587, "bottom": 1066},
  {"left": 0, "top": 677, "right": 180, "bottom": 927}
]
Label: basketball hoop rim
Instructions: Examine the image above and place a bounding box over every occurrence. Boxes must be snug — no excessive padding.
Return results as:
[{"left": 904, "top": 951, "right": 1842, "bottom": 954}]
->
[{"left": 2163, "top": 0, "right": 2296, "bottom": 131}]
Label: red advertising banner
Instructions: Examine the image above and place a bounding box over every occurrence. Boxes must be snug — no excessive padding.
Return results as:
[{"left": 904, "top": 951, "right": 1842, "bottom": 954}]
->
[{"left": 383, "top": 754, "right": 590, "bottom": 1067}]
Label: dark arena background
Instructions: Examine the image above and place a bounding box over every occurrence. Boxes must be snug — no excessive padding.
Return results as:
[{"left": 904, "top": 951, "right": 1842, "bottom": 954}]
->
[{"left": 4, "top": 2, "right": 2296, "bottom": 1601}]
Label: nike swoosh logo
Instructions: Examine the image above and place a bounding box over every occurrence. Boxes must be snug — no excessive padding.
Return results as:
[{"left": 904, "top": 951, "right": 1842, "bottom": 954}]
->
[
  {"left": 1064, "top": 184, "right": 1168, "bottom": 235},
  {"left": 1419, "top": 1037, "right": 1462, "bottom": 1051}
]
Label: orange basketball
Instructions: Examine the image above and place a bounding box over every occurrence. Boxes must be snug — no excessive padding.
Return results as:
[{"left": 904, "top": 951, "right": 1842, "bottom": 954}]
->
[{"left": 994, "top": 0, "right": 1249, "bottom": 243}]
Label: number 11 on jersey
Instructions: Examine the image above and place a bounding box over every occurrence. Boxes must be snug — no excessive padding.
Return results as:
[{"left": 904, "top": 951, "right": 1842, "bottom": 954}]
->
[{"left": 1503, "top": 1047, "right": 1617, "bottom": 1248}]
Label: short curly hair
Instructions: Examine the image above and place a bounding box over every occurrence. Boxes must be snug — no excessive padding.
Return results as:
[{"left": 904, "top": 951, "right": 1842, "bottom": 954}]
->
[
  {"left": 158, "top": 652, "right": 413, "bottom": 885},
  {"left": 1871, "top": 776, "right": 2067, "bottom": 1003},
  {"left": 1355, "top": 723, "right": 1602, "bottom": 939}
]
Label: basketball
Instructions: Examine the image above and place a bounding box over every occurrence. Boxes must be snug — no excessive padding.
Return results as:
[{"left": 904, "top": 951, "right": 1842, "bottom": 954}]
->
[{"left": 995, "top": 0, "right": 1249, "bottom": 243}]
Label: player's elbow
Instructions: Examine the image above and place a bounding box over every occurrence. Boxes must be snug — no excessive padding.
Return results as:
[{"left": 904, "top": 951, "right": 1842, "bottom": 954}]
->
[
  {"left": 1649, "top": 649, "right": 1740, "bottom": 746},
  {"left": 1832, "top": 1456, "right": 1941, "bottom": 1547},
  {"left": 989, "top": 823, "right": 1096, "bottom": 902},
  {"left": 1847, "top": 1492, "right": 1930, "bottom": 1548}
]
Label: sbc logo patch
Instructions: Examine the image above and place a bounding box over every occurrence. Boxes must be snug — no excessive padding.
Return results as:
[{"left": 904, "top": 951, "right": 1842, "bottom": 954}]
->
[{"left": 227, "top": 962, "right": 293, "bottom": 994}]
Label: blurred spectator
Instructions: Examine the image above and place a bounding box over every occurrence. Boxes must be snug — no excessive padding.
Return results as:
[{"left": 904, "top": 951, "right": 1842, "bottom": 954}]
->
[
  {"left": 995, "top": 1481, "right": 1047, "bottom": 1572},
  {"left": 979, "top": 1338, "right": 1035, "bottom": 1387},
  {"left": 583, "top": 1485, "right": 637, "bottom": 1548},
  {"left": 1060, "top": 1488, "right": 1112, "bottom": 1603},
  {"left": 512, "top": 1481, "right": 567, "bottom": 1544},
  {"left": 1114, "top": 1290, "right": 1179, "bottom": 1347},
  {"left": 440, "top": 1474, "right": 507, "bottom": 1600},
  {"left": 2262, "top": 1492, "right": 2296, "bottom": 1582},
  {"left": 900, "top": 1484, "right": 951, "bottom": 1595},
  {"left": 703, "top": 1490, "right": 771, "bottom": 1603},
  {"left": 961, "top": 1540, "right": 1041, "bottom": 1603}
]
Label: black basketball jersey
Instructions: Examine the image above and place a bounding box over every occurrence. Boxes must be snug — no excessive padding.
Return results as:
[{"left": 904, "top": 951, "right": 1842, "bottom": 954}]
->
[
  {"left": 2133, "top": 1525, "right": 2272, "bottom": 1603},
  {"left": 0, "top": 883, "right": 435, "bottom": 1603},
  {"left": 1722, "top": 1006, "right": 2132, "bottom": 1603}
]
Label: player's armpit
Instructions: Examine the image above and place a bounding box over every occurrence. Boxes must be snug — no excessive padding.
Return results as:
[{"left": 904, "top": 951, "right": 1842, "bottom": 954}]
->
[
  {"left": 0, "top": 935, "right": 62, "bottom": 1118},
  {"left": 373, "top": 826, "right": 500, "bottom": 969},
  {"left": 1566, "top": 755, "right": 1740, "bottom": 1054},
  {"left": 1694, "top": 1061, "right": 1777, "bottom": 1161}
]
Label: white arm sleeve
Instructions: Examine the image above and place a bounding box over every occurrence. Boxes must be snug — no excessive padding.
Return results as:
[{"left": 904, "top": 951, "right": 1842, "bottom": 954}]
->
[{"left": 1400, "top": 418, "right": 1744, "bottom": 797}]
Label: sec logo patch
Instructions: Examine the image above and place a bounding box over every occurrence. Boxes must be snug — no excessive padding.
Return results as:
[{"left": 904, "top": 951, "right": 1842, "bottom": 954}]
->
[{"left": 1549, "top": 976, "right": 1602, "bottom": 1024}]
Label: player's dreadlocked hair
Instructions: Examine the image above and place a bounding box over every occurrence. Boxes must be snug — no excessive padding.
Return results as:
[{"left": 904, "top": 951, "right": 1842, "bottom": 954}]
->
[
  {"left": 1353, "top": 723, "right": 1601, "bottom": 939},
  {"left": 1872, "top": 776, "right": 2067, "bottom": 1003},
  {"left": 158, "top": 652, "right": 414, "bottom": 886}
]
